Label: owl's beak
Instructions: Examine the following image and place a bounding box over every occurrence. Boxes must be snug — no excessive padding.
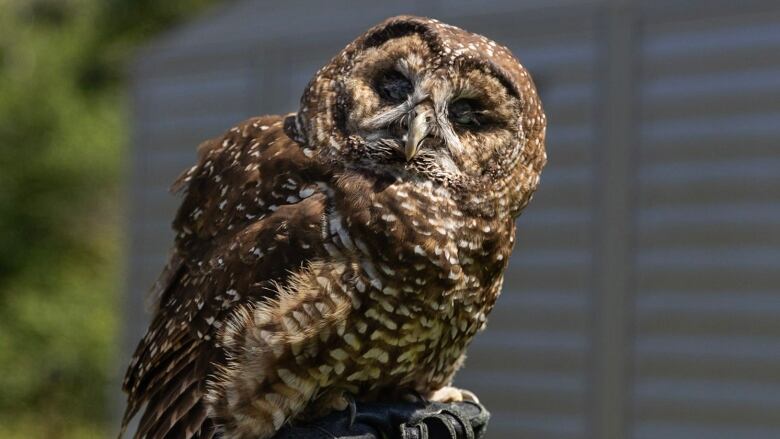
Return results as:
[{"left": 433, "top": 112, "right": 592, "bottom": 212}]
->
[{"left": 405, "top": 109, "right": 430, "bottom": 161}]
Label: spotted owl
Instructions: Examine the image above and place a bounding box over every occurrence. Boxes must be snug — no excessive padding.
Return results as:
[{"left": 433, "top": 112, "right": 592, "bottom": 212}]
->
[{"left": 121, "top": 15, "right": 546, "bottom": 439}]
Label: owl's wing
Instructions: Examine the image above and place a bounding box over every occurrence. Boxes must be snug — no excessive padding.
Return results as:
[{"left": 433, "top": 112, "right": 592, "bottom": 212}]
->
[{"left": 121, "top": 115, "right": 331, "bottom": 439}]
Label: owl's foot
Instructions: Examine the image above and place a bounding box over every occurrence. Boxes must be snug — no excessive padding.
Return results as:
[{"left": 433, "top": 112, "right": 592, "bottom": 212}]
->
[
  {"left": 295, "top": 391, "right": 353, "bottom": 423},
  {"left": 428, "top": 386, "right": 480, "bottom": 403},
  {"left": 328, "top": 393, "right": 351, "bottom": 412},
  {"left": 342, "top": 394, "right": 358, "bottom": 429}
]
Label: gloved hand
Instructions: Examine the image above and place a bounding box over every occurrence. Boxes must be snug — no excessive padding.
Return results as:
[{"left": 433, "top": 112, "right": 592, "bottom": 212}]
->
[{"left": 272, "top": 400, "right": 489, "bottom": 439}]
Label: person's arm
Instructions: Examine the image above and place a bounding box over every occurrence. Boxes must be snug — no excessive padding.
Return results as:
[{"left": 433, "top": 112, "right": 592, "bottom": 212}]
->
[{"left": 273, "top": 400, "right": 490, "bottom": 439}]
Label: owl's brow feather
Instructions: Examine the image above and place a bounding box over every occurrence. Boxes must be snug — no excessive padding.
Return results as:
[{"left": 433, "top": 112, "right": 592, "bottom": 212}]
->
[
  {"left": 455, "top": 56, "right": 522, "bottom": 101},
  {"left": 360, "top": 103, "right": 410, "bottom": 130},
  {"left": 436, "top": 115, "right": 464, "bottom": 156}
]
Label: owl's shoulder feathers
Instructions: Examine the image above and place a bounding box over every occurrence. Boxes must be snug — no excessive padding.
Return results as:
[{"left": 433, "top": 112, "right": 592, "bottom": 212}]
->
[{"left": 122, "top": 115, "right": 333, "bottom": 439}]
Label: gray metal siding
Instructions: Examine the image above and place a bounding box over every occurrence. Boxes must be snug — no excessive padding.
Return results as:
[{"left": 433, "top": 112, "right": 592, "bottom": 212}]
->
[{"left": 632, "top": 7, "right": 780, "bottom": 439}]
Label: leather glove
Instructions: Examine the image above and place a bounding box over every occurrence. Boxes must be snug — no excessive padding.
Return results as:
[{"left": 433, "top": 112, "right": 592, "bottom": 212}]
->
[{"left": 272, "top": 400, "right": 489, "bottom": 439}]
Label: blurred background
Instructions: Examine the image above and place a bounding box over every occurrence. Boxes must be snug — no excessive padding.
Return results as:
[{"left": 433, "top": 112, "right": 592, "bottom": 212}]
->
[{"left": 1, "top": 0, "right": 778, "bottom": 438}]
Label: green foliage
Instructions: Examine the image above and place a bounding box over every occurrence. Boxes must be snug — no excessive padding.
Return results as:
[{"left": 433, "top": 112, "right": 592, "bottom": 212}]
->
[{"left": 0, "top": 0, "right": 222, "bottom": 437}]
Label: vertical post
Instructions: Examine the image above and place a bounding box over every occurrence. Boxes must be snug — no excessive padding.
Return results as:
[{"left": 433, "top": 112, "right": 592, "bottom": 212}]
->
[{"left": 590, "top": 1, "right": 637, "bottom": 438}]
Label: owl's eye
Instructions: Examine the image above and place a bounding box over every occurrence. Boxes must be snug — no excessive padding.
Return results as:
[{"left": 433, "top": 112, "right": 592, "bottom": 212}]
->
[
  {"left": 448, "top": 99, "right": 485, "bottom": 128},
  {"left": 374, "top": 70, "right": 413, "bottom": 104}
]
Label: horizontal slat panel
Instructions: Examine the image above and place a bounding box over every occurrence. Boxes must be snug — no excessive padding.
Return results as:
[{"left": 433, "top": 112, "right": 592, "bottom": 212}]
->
[
  {"left": 634, "top": 377, "right": 780, "bottom": 425},
  {"left": 639, "top": 204, "right": 780, "bottom": 227},
  {"left": 634, "top": 420, "right": 780, "bottom": 439},
  {"left": 639, "top": 158, "right": 780, "bottom": 187},
  {"left": 636, "top": 269, "right": 780, "bottom": 292},
  {"left": 483, "top": 411, "right": 585, "bottom": 439},
  {"left": 465, "top": 339, "right": 586, "bottom": 375},
  {"left": 512, "top": 39, "right": 597, "bottom": 75},
  {"left": 137, "top": 69, "right": 253, "bottom": 119},
  {"left": 542, "top": 83, "right": 596, "bottom": 125},
  {"left": 443, "top": 0, "right": 599, "bottom": 18},
  {"left": 457, "top": 370, "right": 585, "bottom": 412},
  {"left": 644, "top": 16, "right": 780, "bottom": 56},
  {"left": 637, "top": 306, "right": 780, "bottom": 338},
  {"left": 641, "top": 112, "right": 780, "bottom": 144},
  {"left": 135, "top": 148, "right": 198, "bottom": 170},
  {"left": 642, "top": 13, "right": 780, "bottom": 72},
  {"left": 636, "top": 377, "right": 780, "bottom": 410},
  {"left": 636, "top": 353, "right": 780, "bottom": 383},
  {"left": 638, "top": 178, "right": 780, "bottom": 207},
  {"left": 637, "top": 225, "right": 780, "bottom": 249},
  {"left": 637, "top": 136, "right": 776, "bottom": 163},
  {"left": 513, "top": 222, "right": 592, "bottom": 249},
  {"left": 637, "top": 247, "right": 779, "bottom": 271},
  {"left": 505, "top": 268, "right": 592, "bottom": 294},
  {"left": 144, "top": 111, "right": 251, "bottom": 141},
  {"left": 642, "top": 69, "right": 780, "bottom": 120},
  {"left": 511, "top": 248, "right": 592, "bottom": 271},
  {"left": 488, "top": 291, "right": 588, "bottom": 332}
]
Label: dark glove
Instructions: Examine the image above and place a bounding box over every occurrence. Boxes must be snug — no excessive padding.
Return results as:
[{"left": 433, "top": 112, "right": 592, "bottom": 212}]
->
[{"left": 272, "top": 400, "right": 489, "bottom": 439}]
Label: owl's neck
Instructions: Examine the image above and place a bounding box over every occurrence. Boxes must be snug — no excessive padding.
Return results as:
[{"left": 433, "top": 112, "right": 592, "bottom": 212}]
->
[{"left": 329, "top": 170, "right": 514, "bottom": 301}]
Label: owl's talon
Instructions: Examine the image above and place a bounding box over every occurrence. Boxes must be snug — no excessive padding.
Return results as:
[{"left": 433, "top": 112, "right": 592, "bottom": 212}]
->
[
  {"left": 459, "top": 389, "right": 479, "bottom": 403},
  {"left": 347, "top": 394, "right": 357, "bottom": 429},
  {"left": 428, "top": 386, "right": 480, "bottom": 404}
]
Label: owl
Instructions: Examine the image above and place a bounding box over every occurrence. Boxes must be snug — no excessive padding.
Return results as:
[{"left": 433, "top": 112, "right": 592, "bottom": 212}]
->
[{"left": 121, "top": 15, "right": 546, "bottom": 439}]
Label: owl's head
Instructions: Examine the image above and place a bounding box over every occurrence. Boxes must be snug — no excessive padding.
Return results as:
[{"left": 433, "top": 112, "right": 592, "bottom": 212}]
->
[{"left": 286, "top": 15, "right": 546, "bottom": 217}]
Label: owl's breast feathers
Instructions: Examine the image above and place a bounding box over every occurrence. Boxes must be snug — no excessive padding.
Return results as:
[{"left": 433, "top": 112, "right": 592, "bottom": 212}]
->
[
  {"left": 122, "top": 115, "right": 514, "bottom": 439},
  {"left": 322, "top": 168, "right": 514, "bottom": 391}
]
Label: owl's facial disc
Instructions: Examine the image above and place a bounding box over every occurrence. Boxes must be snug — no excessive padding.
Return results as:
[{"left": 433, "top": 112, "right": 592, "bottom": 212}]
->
[
  {"left": 334, "top": 31, "right": 525, "bottom": 190},
  {"left": 297, "top": 16, "right": 546, "bottom": 215}
]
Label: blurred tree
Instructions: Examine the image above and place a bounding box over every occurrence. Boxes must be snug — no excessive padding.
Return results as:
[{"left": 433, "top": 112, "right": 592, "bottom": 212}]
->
[{"left": 0, "top": 0, "right": 224, "bottom": 437}]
